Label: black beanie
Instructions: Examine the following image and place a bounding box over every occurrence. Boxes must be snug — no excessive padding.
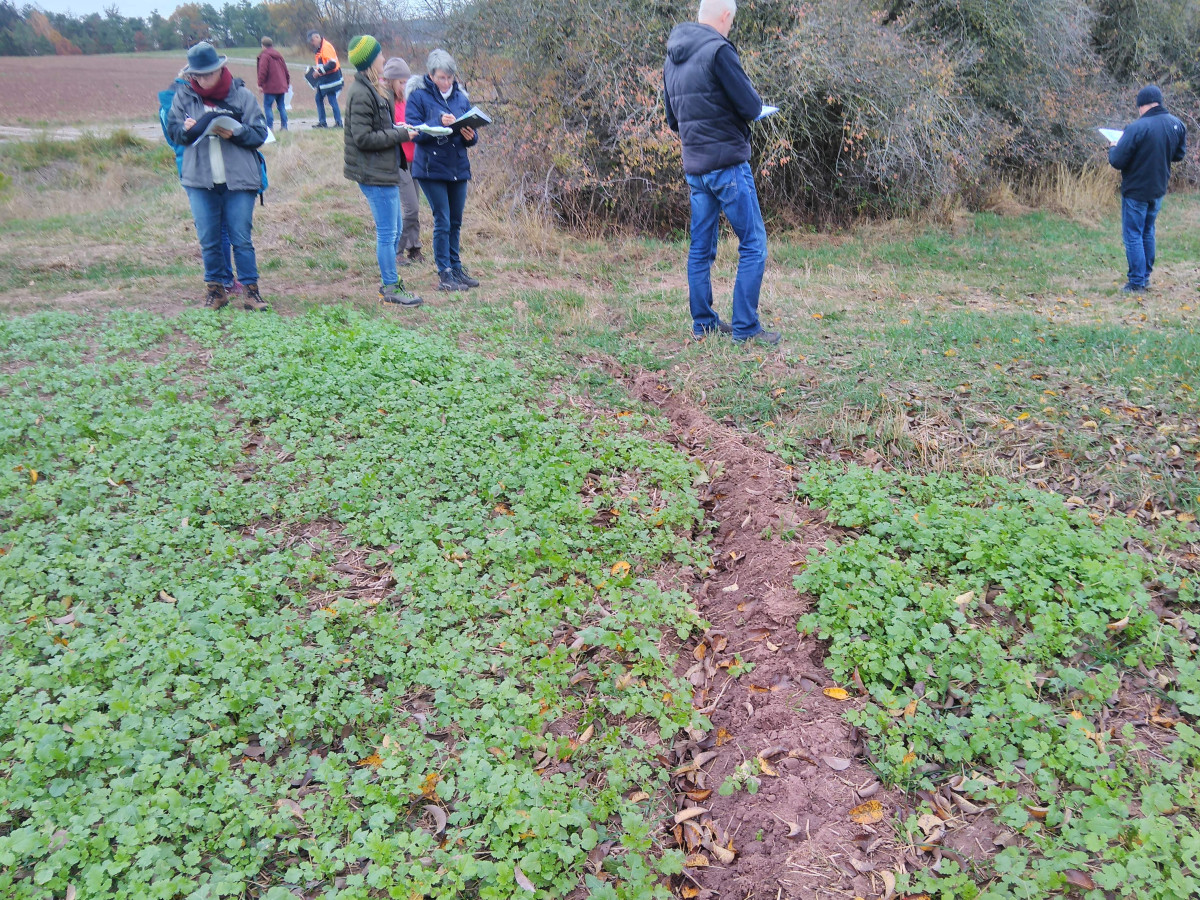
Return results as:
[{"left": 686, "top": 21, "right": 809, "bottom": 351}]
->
[{"left": 1136, "top": 85, "right": 1163, "bottom": 107}]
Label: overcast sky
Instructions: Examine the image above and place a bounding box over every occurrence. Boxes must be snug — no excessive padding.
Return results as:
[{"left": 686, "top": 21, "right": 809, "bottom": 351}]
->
[{"left": 33, "top": 2, "right": 196, "bottom": 21}]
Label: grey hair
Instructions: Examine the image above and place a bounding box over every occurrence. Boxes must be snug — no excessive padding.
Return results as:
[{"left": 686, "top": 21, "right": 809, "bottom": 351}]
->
[
  {"left": 698, "top": 0, "right": 736, "bottom": 20},
  {"left": 426, "top": 48, "right": 457, "bottom": 77}
]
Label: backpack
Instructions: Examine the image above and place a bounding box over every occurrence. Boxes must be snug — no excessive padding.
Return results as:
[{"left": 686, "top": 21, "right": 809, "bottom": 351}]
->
[
  {"left": 158, "top": 81, "right": 187, "bottom": 178},
  {"left": 256, "top": 149, "right": 268, "bottom": 205}
]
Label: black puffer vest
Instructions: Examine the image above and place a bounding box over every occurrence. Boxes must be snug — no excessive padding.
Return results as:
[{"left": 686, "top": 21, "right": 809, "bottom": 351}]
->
[{"left": 664, "top": 22, "right": 751, "bottom": 175}]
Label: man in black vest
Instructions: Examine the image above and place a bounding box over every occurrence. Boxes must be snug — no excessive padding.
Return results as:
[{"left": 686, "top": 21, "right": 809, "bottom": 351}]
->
[
  {"left": 664, "top": 0, "right": 779, "bottom": 345},
  {"left": 1108, "top": 85, "right": 1187, "bottom": 294}
]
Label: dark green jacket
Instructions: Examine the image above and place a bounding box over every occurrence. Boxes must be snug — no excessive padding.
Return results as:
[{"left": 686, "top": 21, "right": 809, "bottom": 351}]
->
[{"left": 343, "top": 74, "right": 407, "bottom": 185}]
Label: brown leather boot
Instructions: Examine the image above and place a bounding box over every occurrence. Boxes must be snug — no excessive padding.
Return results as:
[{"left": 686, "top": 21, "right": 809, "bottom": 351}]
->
[
  {"left": 243, "top": 282, "right": 269, "bottom": 311},
  {"left": 204, "top": 282, "right": 229, "bottom": 309}
]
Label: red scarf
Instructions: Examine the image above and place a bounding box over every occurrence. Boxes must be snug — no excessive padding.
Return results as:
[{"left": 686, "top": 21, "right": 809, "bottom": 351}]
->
[{"left": 190, "top": 67, "right": 233, "bottom": 104}]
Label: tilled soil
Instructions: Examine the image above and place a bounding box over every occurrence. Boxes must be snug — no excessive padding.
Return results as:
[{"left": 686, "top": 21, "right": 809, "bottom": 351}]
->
[{"left": 622, "top": 369, "right": 913, "bottom": 899}]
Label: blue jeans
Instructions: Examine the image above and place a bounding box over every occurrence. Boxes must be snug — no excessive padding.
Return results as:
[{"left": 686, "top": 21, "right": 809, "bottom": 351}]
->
[
  {"left": 685, "top": 161, "right": 767, "bottom": 340},
  {"left": 316, "top": 88, "right": 341, "bottom": 126},
  {"left": 416, "top": 178, "right": 468, "bottom": 273},
  {"left": 185, "top": 185, "right": 258, "bottom": 285},
  {"left": 263, "top": 92, "right": 287, "bottom": 130},
  {"left": 1121, "top": 195, "right": 1162, "bottom": 288},
  {"left": 359, "top": 183, "right": 400, "bottom": 287}
]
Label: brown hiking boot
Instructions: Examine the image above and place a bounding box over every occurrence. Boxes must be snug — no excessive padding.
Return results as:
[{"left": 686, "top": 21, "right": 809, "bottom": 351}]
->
[
  {"left": 243, "top": 283, "right": 269, "bottom": 311},
  {"left": 204, "top": 282, "right": 229, "bottom": 309}
]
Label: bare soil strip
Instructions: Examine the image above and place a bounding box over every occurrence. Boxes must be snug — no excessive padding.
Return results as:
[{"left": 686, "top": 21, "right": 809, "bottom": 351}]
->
[{"left": 615, "top": 367, "right": 913, "bottom": 899}]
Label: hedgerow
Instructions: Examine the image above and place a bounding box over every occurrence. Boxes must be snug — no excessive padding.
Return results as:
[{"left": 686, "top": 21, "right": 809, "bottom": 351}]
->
[
  {"left": 454, "top": 0, "right": 1198, "bottom": 228},
  {"left": 0, "top": 308, "right": 709, "bottom": 898}
]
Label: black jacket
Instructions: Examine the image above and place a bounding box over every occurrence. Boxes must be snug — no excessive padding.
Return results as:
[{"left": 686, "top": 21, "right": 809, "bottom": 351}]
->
[
  {"left": 1108, "top": 105, "right": 1187, "bottom": 202},
  {"left": 343, "top": 75, "right": 407, "bottom": 186},
  {"left": 663, "top": 22, "right": 762, "bottom": 176}
]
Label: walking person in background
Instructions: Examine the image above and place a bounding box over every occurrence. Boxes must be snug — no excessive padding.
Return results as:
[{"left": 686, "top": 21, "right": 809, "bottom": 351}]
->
[
  {"left": 256, "top": 37, "right": 290, "bottom": 132},
  {"left": 167, "top": 41, "right": 270, "bottom": 311},
  {"left": 344, "top": 35, "right": 423, "bottom": 307},
  {"left": 663, "top": 0, "right": 778, "bottom": 345},
  {"left": 306, "top": 30, "right": 344, "bottom": 128},
  {"left": 1108, "top": 84, "right": 1187, "bottom": 294},
  {"left": 405, "top": 49, "right": 480, "bottom": 292},
  {"left": 383, "top": 56, "right": 425, "bottom": 268}
]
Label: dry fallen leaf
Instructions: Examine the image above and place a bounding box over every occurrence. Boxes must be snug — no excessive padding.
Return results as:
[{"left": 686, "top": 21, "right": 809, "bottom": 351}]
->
[
  {"left": 953, "top": 590, "right": 975, "bottom": 607},
  {"left": 629, "top": 791, "right": 650, "bottom": 802},
  {"left": 823, "top": 687, "right": 850, "bottom": 701},
  {"left": 822, "top": 755, "right": 852, "bottom": 771},
  {"left": 610, "top": 560, "right": 631, "bottom": 576},
  {"left": 1064, "top": 869, "right": 1097, "bottom": 890},
  {"left": 848, "top": 799, "right": 885, "bottom": 825},
  {"left": 274, "top": 798, "right": 304, "bottom": 820},
  {"left": 757, "top": 756, "right": 779, "bottom": 777},
  {"left": 356, "top": 753, "right": 383, "bottom": 769},
  {"left": 420, "top": 772, "right": 440, "bottom": 798},
  {"left": 880, "top": 871, "right": 896, "bottom": 900},
  {"left": 514, "top": 863, "right": 536, "bottom": 891},
  {"left": 1107, "top": 616, "right": 1130, "bottom": 632},
  {"left": 710, "top": 843, "right": 736, "bottom": 865},
  {"left": 674, "top": 807, "right": 709, "bottom": 824},
  {"left": 916, "top": 813, "right": 944, "bottom": 835},
  {"left": 684, "top": 853, "right": 710, "bottom": 867},
  {"left": 423, "top": 803, "right": 447, "bottom": 835}
]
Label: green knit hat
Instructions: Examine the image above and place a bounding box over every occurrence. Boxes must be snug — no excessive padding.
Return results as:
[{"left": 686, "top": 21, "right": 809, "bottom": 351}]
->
[{"left": 348, "top": 34, "right": 381, "bottom": 71}]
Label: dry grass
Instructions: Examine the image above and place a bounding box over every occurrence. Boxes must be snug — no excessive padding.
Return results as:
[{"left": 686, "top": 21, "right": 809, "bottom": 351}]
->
[{"left": 1022, "top": 162, "right": 1121, "bottom": 223}]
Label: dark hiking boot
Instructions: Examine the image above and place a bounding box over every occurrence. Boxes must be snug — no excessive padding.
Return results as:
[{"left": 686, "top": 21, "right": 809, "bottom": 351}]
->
[
  {"left": 437, "top": 269, "right": 462, "bottom": 291},
  {"left": 243, "top": 283, "right": 269, "bottom": 311},
  {"left": 379, "top": 282, "right": 424, "bottom": 307},
  {"left": 204, "top": 282, "right": 229, "bottom": 309},
  {"left": 734, "top": 329, "right": 782, "bottom": 347},
  {"left": 692, "top": 321, "right": 733, "bottom": 341},
  {"left": 452, "top": 265, "right": 480, "bottom": 288}
]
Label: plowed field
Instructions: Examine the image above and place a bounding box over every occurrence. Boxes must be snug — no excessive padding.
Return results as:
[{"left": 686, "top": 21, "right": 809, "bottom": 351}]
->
[{"left": 0, "top": 52, "right": 315, "bottom": 126}]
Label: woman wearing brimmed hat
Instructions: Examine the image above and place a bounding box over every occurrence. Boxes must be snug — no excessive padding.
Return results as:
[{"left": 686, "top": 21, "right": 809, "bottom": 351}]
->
[
  {"left": 166, "top": 41, "right": 271, "bottom": 311},
  {"left": 382, "top": 56, "right": 424, "bottom": 267},
  {"left": 343, "top": 35, "right": 423, "bottom": 307}
]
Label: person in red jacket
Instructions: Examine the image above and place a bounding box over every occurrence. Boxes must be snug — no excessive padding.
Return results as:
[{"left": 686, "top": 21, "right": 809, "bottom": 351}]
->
[
  {"left": 256, "top": 37, "right": 290, "bottom": 132},
  {"left": 383, "top": 56, "right": 424, "bottom": 266}
]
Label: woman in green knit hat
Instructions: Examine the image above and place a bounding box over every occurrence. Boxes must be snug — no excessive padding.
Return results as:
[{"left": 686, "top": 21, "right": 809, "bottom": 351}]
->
[{"left": 343, "top": 34, "right": 422, "bottom": 306}]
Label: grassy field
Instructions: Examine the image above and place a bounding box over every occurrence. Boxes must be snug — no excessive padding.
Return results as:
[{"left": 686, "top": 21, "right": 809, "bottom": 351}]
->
[{"left": 1, "top": 132, "right": 1197, "bottom": 898}]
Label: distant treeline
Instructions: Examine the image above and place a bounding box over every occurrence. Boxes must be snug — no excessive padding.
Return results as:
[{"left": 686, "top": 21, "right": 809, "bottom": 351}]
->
[
  {"left": 0, "top": 1, "right": 436, "bottom": 56},
  {"left": 0, "top": 1, "right": 276, "bottom": 54}
]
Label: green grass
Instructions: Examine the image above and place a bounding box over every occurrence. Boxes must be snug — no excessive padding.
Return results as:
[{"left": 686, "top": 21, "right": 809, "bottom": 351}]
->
[{"left": 0, "top": 308, "right": 707, "bottom": 899}]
